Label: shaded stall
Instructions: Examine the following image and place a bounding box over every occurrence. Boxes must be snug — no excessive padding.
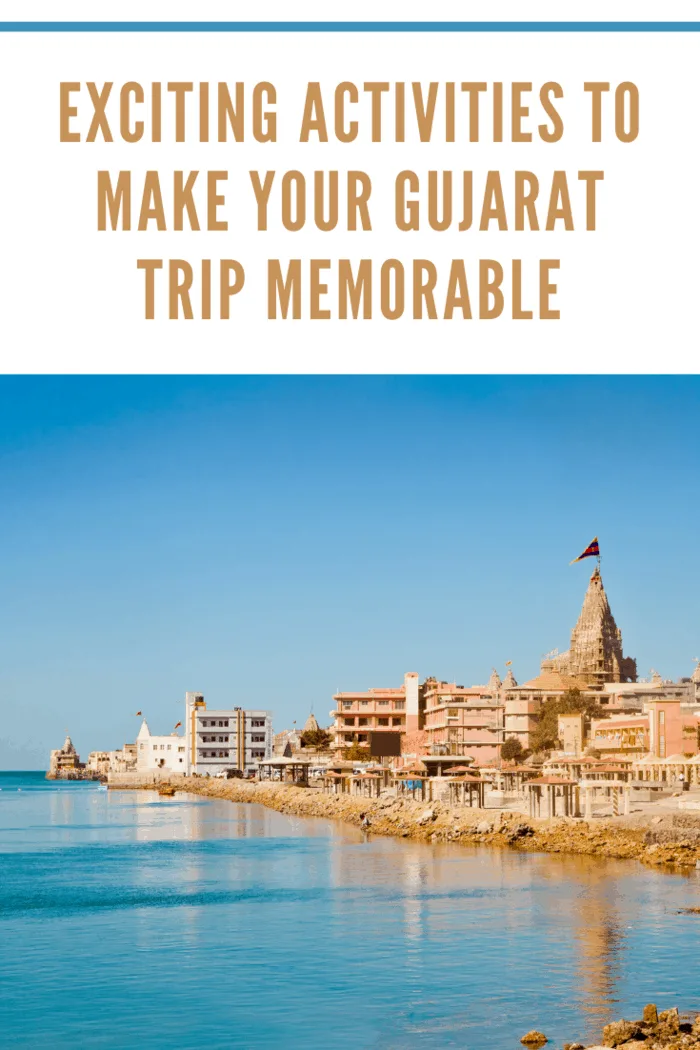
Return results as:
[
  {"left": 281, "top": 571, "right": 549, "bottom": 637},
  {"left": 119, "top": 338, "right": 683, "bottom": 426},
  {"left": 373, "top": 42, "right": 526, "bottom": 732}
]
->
[
  {"left": 393, "top": 770, "right": 432, "bottom": 802},
  {"left": 350, "top": 772, "right": 383, "bottom": 799},
  {"left": 258, "top": 757, "right": 312, "bottom": 785},
  {"left": 498, "top": 766, "right": 541, "bottom": 795},
  {"left": 448, "top": 774, "right": 486, "bottom": 808},
  {"left": 528, "top": 776, "right": 580, "bottom": 818},
  {"left": 322, "top": 771, "right": 349, "bottom": 795}
]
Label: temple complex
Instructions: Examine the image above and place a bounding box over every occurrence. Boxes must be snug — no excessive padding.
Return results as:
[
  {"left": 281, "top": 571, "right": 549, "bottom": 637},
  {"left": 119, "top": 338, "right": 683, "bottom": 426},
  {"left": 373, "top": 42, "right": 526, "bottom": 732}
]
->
[
  {"left": 47, "top": 734, "right": 98, "bottom": 780},
  {"left": 553, "top": 567, "right": 637, "bottom": 686}
]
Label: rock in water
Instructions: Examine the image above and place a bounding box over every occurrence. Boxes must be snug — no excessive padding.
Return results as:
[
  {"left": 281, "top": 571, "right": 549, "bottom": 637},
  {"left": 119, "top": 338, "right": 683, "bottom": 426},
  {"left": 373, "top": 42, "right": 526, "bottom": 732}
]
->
[
  {"left": 520, "top": 1031, "right": 548, "bottom": 1047},
  {"left": 601, "top": 1019, "right": 643, "bottom": 1046}
]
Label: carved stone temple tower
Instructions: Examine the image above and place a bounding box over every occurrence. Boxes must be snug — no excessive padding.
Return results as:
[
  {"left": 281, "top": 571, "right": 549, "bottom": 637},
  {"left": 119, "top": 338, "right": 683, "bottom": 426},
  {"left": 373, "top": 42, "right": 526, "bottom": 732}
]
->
[{"left": 555, "top": 567, "right": 637, "bottom": 687}]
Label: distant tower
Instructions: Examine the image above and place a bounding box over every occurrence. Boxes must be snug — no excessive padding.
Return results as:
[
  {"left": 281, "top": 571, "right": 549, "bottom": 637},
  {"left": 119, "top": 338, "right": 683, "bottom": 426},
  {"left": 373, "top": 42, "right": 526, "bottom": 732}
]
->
[
  {"left": 559, "top": 567, "right": 636, "bottom": 686},
  {"left": 303, "top": 712, "right": 320, "bottom": 734},
  {"left": 502, "top": 667, "right": 518, "bottom": 689},
  {"left": 486, "top": 668, "right": 502, "bottom": 694}
]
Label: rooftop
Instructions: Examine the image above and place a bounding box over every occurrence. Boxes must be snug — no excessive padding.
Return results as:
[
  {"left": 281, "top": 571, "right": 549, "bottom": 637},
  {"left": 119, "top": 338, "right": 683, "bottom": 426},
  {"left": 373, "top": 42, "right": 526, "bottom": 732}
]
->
[{"left": 516, "top": 670, "right": 591, "bottom": 692}]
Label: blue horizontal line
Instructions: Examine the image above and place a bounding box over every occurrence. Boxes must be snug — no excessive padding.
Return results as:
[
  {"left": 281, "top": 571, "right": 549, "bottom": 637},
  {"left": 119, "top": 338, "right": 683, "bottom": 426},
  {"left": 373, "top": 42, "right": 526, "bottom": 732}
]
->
[{"left": 1, "top": 21, "right": 700, "bottom": 33}]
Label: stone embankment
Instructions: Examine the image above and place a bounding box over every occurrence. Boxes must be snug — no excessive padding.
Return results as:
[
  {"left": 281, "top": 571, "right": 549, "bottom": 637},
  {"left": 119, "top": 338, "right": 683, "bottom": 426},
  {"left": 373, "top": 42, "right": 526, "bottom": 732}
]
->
[
  {"left": 536, "top": 1003, "right": 700, "bottom": 1048},
  {"left": 109, "top": 776, "right": 700, "bottom": 870}
]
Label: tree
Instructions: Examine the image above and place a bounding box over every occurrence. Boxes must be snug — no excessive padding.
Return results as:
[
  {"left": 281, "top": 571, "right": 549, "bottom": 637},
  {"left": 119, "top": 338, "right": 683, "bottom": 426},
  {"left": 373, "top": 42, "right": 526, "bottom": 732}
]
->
[
  {"left": 500, "top": 736, "right": 524, "bottom": 763},
  {"left": 529, "top": 688, "right": 603, "bottom": 755},
  {"left": 300, "top": 727, "right": 333, "bottom": 749},
  {"left": 346, "top": 742, "right": 371, "bottom": 762}
]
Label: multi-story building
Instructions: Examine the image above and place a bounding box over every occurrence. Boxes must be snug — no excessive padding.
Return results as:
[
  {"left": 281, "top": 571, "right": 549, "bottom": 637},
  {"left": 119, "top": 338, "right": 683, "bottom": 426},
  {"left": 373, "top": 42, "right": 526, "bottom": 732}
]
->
[
  {"left": 422, "top": 678, "right": 504, "bottom": 764},
  {"left": 330, "top": 672, "right": 419, "bottom": 752},
  {"left": 589, "top": 713, "right": 650, "bottom": 758},
  {"left": 185, "top": 692, "right": 273, "bottom": 775},
  {"left": 591, "top": 698, "right": 700, "bottom": 760}
]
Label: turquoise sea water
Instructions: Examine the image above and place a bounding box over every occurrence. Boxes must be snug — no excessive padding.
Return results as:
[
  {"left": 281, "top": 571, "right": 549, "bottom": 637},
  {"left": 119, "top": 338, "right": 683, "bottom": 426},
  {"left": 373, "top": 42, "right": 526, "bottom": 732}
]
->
[{"left": 1, "top": 772, "right": 700, "bottom": 1049}]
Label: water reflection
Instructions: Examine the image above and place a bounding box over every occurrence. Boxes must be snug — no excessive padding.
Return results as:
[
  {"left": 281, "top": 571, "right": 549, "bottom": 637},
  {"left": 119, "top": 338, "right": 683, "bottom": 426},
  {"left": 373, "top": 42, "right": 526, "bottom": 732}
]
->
[{"left": 2, "top": 778, "right": 700, "bottom": 1050}]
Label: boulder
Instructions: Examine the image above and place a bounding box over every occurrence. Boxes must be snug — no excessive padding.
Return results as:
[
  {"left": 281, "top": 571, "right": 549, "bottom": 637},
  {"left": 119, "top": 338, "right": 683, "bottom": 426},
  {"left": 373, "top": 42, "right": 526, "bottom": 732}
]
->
[
  {"left": 417, "top": 808, "right": 436, "bottom": 825},
  {"left": 476, "top": 820, "right": 493, "bottom": 834},
  {"left": 520, "top": 1031, "right": 548, "bottom": 1047},
  {"left": 602, "top": 1020, "right": 644, "bottom": 1046},
  {"left": 642, "top": 1003, "right": 658, "bottom": 1025},
  {"left": 658, "top": 1007, "right": 679, "bottom": 1030}
]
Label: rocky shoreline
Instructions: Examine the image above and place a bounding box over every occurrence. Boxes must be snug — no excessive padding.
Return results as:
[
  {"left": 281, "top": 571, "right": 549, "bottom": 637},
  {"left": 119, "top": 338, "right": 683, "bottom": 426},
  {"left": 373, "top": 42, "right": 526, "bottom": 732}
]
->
[
  {"left": 109, "top": 776, "right": 700, "bottom": 870},
  {"left": 521, "top": 1004, "right": 700, "bottom": 1048}
]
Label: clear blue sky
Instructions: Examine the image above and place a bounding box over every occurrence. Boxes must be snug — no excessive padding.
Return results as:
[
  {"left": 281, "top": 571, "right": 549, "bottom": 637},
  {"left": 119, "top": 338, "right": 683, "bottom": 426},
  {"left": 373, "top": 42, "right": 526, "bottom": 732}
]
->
[{"left": 1, "top": 376, "right": 698, "bottom": 769}]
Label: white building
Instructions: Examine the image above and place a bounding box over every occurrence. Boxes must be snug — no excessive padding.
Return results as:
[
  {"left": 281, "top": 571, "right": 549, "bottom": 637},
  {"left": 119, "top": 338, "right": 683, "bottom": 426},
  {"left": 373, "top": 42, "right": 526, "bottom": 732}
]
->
[
  {"left": 185, "top": 691, "right": 273, "bottom": 775},
  {"left": 136, "top": 719, "right": 187, "bottom": 774}
]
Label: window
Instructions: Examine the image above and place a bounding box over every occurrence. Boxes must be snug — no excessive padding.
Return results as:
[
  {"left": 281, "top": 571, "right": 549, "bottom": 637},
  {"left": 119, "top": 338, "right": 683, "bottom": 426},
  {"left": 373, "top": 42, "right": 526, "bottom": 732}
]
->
[
  {"left": 139, "top": 743, "right": 144, "bottom": 750},
  {"left": 342, "top": 702, "right": 353, "bottom": 710},
  {"left": 358, "top": 718, "right": 368, "bottom": 726},
  {"left": 344, "top": 734, "right": 353, "bottom": 742},
  {"left": 394, "top": 701, "right": 405, "bottom": 710},
  {"left": 252, "top": 750, "right": 265, "bottom": 758},
  {"left": 178, "top": 747, "right": 185, "bottom": 753},
  {"left": 167, "top": 745, "right": 171, "bottom": 750},
  {"left": 378, "top": 718, "right": 389, "bottom": 726},
  {"left": 153, "top": 745, "right": 158, "bottom": 751},
  {"left": 251, "top": 719, "right": 265, "bottom": 727},
  {"left": 252, "top": 734, "right": 265, "bottom": 742},
  {"left": 378, "top": 700, "right": 389, "bottom": 707},
  {"left": 392, "top": 717, "right": 402, "bottom": 726},
  {"left": 344, "top": 718, "right": 355, "bottom": 727},
  {"left": 360, "top": 701, "right": 369, "bottom": 707},
  {"left": 448, "top": 709, "right": 459, "bottom": 717}
]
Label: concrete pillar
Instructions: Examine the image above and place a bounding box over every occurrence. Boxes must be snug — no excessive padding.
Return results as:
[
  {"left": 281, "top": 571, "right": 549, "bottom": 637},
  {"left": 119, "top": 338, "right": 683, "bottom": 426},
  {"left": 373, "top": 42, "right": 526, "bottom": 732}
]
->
[
  {"left": 585, "top": 786, "right": 593, "bottom": 819},
  {"left": 623, "top": 787, "right": 630, "bottom": 816}
]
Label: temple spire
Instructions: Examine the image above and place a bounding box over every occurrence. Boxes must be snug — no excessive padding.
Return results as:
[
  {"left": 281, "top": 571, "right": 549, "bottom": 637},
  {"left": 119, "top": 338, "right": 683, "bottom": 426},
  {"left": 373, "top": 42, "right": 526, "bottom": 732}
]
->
[{"left": 555, "top": 567, "right": 636, "bottom": 686}]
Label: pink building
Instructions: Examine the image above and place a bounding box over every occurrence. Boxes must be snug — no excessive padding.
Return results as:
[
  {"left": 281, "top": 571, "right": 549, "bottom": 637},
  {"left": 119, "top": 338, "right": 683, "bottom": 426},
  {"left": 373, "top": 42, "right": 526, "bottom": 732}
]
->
[
  {"left": 422, "top": 678, "right": 504, "bottom": 765},
  {"left": 330, "top": 672, "right": 419, "bottom": 752},
  {"left": 591, "top": 699, "right": 700, "bottom": 760}
]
